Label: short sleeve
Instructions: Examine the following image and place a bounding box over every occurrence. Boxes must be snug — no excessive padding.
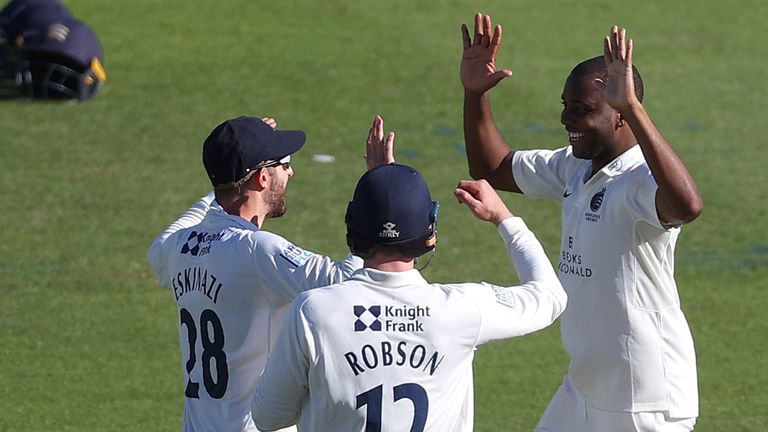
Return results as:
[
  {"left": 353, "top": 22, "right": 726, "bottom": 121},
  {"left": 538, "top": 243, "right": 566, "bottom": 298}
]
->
[
  {"left": 512, "top": 147, "right": 574, "bottom": 201},
  {"left": 248, "top": 231, "right": 363, "bottom": 306},
  {"left": 625, "top": 166, "right": 663, "bottom": 228}
]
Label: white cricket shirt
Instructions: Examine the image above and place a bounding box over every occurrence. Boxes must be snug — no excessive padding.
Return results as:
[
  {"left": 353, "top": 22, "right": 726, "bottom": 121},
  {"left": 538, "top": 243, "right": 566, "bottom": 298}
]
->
[
  {"left": 251, "top": 217, "right": 567, "bottom": 431},
  {"left": 147, "top": 193, "right": 362, "bottom": 432},
  {"left": 512, "top": 145, "right": 698, "bottom": 416}
]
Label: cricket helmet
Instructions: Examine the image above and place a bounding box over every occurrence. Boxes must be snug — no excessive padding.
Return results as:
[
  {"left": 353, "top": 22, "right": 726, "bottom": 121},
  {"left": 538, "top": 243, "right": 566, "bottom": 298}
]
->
[
  {"left": 0, "top": 1, "right": 105, "bottom": 100},
  {"left": 345, "top": 163, "right": 439, "bottom": 259}
]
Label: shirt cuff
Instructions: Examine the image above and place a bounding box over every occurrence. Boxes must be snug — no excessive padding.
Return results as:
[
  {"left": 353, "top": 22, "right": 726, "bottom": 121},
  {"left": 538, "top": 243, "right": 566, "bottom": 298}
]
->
[{"left": 497, "top": 217, "right": 528, "bottom": 243}]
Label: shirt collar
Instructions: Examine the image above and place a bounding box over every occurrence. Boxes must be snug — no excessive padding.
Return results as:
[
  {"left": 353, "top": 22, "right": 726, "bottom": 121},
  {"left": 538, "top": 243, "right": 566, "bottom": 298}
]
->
[
  {"left": 349, "top": 268, "right": 428, "bottom": 288},
  {"left": 584, "top": 144, "right": 643, "bottom": 182},
  {"left": 602, "top": 144, "right": 643, "bottom": 176},
  {"left": 207, "top": 199, "right": 260, "bottom": 231}
]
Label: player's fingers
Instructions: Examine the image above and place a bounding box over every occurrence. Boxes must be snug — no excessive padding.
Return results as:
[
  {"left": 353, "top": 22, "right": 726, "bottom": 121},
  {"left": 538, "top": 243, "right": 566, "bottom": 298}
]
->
[
  {"left": 473, "top": 13, "right": 482, "bottom": 45},
  {"left": 454, "top": 187, "right": 477, "bottom": 205},
  {"left": 490, "top": 24, "right": 503, "bottom": 58},
  {"left": 611, "top": 25, "right": 620, "bottom": 60},
  {"left": 627, "top": 38, "right": 634, "bottom": 66},
  {"left": 262, "top": 117, "right": 277, "bottom": 129},
  {"left": 481, "top": 15, "right": 492, "bottom": 48},
  {"left": 455, "top": 188, "right": 490, "bottom": 219},
  {"left": 618, "top": 27, "right": 626, "bottom": 60},
  {"left": 366, "top": 125, "right": 374, "bottom": 147},
  {"left": 375, "top": 115, "right": 384, "bottom": 142},
  {"left": 384, "top": 132, "right": 395, "bottom": 163},
  {"left": 368, "top": 117, "right": 379, "bottom": 144},
  {"left": 490, "top": 70, "right": 513, "bottom": 86},
  {"left": 603, "top": 35, "right": 612, "bottom": 64},
  {"left": 461, "top": 24, "right": 471, "bottom": 49},
  {"left": 456, "top": 179, "right": 481, "bottom": 195}
]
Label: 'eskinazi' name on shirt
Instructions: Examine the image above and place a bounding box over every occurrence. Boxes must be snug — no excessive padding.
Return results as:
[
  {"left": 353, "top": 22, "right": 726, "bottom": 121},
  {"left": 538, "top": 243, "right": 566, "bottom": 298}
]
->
[
  {"left": 172, "top": 266, "right": 223, "bottom": 303},
  {"left": 344, "top": 341, "right": 445, "bottom": 376}
]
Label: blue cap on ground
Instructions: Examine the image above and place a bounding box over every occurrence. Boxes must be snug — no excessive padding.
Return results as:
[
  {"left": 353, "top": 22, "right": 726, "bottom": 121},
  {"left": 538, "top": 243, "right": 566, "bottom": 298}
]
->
[
  {"left": 0, "top": 0, "right": 73, "bottom": 42},
  {"left": 22, "top": 17, "right": 103, "bottom": 69}
]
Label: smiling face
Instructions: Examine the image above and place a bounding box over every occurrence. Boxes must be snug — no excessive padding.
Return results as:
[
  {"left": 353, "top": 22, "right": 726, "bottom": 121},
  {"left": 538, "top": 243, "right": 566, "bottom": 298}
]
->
[{"left": 560, "top": 73, "right": 621, "bottom": 162}]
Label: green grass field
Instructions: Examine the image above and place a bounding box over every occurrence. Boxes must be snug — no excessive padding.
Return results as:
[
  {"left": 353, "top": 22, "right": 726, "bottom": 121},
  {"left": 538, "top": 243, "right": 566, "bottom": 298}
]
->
[{"left": 2, "top": 0, "right": 767, "bottom": 430}]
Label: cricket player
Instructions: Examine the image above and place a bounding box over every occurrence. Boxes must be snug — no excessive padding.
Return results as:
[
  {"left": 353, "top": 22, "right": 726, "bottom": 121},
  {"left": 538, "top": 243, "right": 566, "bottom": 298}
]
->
[
  {"left": 147, "top": 116, "right": 392, "bottom": 432},
  {"left": 460, "top": 14, "right": 703, "bottom": 431},
  {"left": 251, "top": 160, "right": 567, "bottom": 431}
]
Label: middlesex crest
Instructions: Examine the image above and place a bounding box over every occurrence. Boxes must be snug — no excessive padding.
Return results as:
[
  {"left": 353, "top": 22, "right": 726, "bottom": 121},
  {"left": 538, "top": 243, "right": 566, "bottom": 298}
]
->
[
  {"left": 585, "top": 187, "right": 606, "bottom": 223},
  {"left": 590, "top": 187, "right": 606, "bottom": 212}
]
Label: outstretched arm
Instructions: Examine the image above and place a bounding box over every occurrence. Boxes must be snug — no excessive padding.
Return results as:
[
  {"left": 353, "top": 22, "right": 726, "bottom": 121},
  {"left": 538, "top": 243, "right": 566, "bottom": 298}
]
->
[
  {"left": 596, "top": 26, "right": 703, "bottom": 226},
  {"left": 460, "top": 13, "right": 520, "bottom": 192},
  {"left": 455, "top": 179, "right": 566, "bottom": 341}
]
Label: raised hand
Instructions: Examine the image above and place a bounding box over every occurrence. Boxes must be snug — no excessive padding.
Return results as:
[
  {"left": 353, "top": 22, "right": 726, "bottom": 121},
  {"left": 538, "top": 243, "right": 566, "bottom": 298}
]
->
[
  {"left": 595, "top": 25, "right": 640, "bottom": 112},
  {"left": 364, "top": 115, "right": 395, "bottom": 170},
  {"left": 261, "top": 117, "right": 277, "bottom": 129},
  {"left": 460, "top": 13, "right": 513, "bottom": 95},
  {"left": 455, "top": 179, "right": 514, "bottom": 226}
]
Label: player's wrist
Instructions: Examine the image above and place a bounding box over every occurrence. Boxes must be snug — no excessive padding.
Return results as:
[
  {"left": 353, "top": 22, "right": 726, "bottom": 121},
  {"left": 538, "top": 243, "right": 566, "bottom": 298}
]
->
[{"left": 492, "top": 210, "right": 514, "bottom": 226}]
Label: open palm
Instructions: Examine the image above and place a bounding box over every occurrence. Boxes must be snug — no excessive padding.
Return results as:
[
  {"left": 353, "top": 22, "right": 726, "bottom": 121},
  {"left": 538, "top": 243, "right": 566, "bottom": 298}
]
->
[
  {"left": 460, "top": 13, "right": 512, "bottom": 94},
  {"left": 596, "top": 26, "right": 639, "bottom": 111}
]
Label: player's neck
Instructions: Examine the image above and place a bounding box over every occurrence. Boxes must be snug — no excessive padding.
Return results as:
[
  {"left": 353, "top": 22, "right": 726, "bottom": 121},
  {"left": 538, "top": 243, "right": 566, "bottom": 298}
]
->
[
  {"left": 365, "top": 254, "right": 415, "bottom": 272},
  {"left": 220, "top": 193, "right": 271, "bottom": 229},
  {"left": 589, "top": 132, "right": 637, "bottom": 177},
  {"left": 244, "top": 203, "right": 272, "bottom": 229}
]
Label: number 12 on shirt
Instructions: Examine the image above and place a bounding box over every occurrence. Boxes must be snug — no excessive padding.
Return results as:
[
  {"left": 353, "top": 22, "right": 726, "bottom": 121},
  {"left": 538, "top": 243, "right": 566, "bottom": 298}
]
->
[{"left": 356, "top": 383, "right": 428, "bottom": 432}]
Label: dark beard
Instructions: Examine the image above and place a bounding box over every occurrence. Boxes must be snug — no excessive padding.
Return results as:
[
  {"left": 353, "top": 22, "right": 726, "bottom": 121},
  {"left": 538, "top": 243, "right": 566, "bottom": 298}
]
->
[{"left": 266, "top": 177, "right": 287, "bottom": 219}]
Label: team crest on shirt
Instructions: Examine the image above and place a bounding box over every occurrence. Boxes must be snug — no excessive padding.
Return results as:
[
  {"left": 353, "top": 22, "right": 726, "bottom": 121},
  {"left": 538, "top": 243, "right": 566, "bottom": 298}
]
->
[
  {"left": 584, "top": 187, "right": 606, "bottom": 222},
  {"left": 280, "top": 244, "right": 314, "bottom": 267},
  {"left": 354, "top": 304, "right": 431, "bottom": 332}
]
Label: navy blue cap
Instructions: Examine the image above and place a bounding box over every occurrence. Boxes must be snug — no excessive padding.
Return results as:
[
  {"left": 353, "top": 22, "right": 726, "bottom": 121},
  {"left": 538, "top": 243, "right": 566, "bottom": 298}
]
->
[
  {"left": 202, "top": 116, "right": 306, "bottom": 187},
  {"left": 0, "top": 0, "right": 72, "bottom": 41},
  {"left": 346, "top": 163, "right": 437, "bottom": 247},
  {"left": 22, "top": 17, "right": 103, "bottom": 69}
]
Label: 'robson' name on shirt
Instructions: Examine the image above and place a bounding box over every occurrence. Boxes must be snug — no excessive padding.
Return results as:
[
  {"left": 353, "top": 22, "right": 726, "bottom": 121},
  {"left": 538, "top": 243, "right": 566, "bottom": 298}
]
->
[{"left": 344, "top": 341, "right": 445, "bottom": 377}]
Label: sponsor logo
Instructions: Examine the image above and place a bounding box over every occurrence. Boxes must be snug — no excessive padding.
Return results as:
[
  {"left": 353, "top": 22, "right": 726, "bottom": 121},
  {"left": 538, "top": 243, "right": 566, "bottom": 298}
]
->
[
  {"left": 47, "top": 23, "right": 70, "bottom": 42},
  {"left": 180, "top": 231, "right": 224, "bottom": 257},
  {"left": 354, "top": 305, "right": 382, "bottom": 332},
  {"left": 354, "top": 304, "right": 431, "bottom": 332},
  {"left": 559, "top": 250, "right": 593, "bottom": 278},
  {"left": 492, "top": 285, "right": 517, "bottom": 308},
  {"left": 280, "top": 244, "right": 314, "bottom": 267},
  {"left": 379, "top": 222, "right": 400, "bottom": 239},
  {"left": 563, "top": 190, "right": 572, "bottom": 198}
]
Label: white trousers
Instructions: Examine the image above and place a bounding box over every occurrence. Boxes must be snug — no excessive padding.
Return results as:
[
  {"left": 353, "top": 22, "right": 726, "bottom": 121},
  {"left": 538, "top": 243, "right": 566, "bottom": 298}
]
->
[{"left": 534, "top": 375, "right": 696, "bottom": 432}]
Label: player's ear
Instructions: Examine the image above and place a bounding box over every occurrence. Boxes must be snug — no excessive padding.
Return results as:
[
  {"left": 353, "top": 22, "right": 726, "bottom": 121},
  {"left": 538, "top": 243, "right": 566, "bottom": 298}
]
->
[
  {"left": 615, "top": 112, "right": 626, "bottom": 129},
  {"left": 253, "top": 168, "right": 272, "bottom": 190},
  {"left": 246, "top": 168, "right": 270, "bottom": 191}
]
